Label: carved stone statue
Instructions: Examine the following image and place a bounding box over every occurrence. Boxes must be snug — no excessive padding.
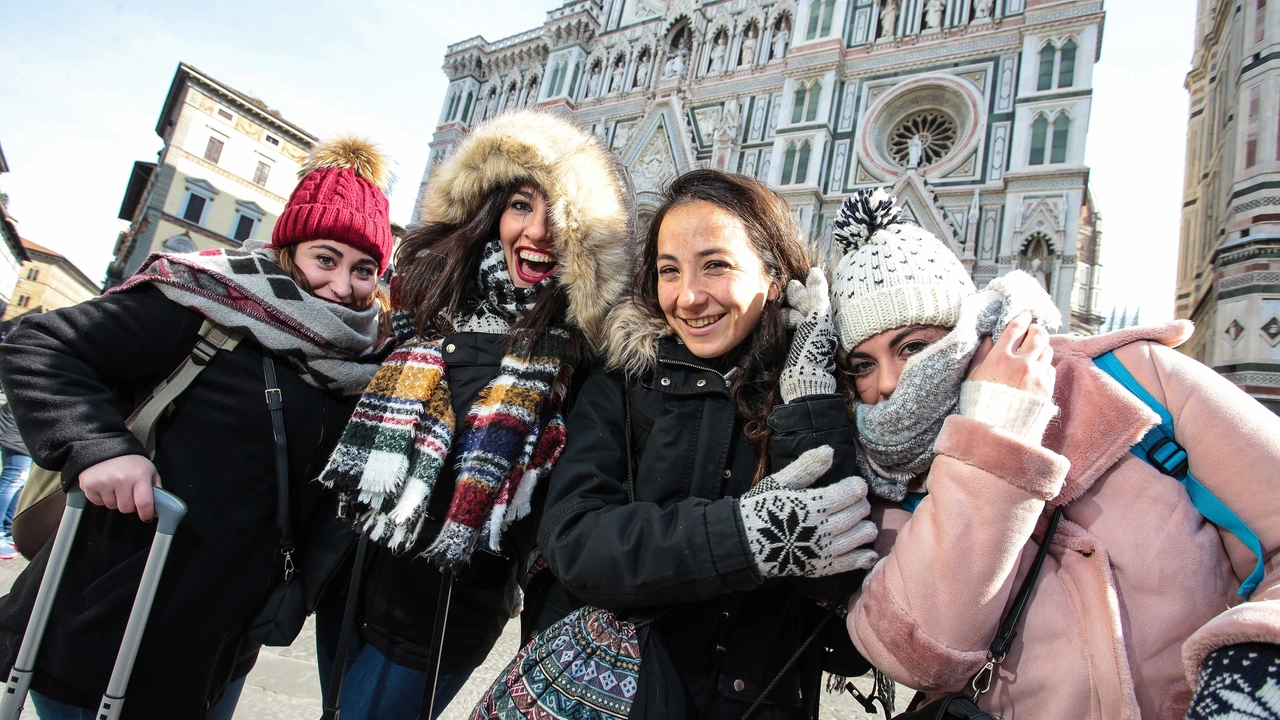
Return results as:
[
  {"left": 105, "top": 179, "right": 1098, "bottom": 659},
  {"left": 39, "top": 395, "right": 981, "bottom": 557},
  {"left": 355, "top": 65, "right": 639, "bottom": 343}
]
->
[
  {"left": 505, "top": 86, "right": 516, "bottom": 110},
  {"left": 709, "top": 34, "right": 728, "bottom": 74},
  {"left": 634, "top": 52, "right": 651, "bottom": 88},
  {"left": 587, "top": 65, "right": 603, "bottom": 99},
  {"left": 907, "top": 135, "right": 923, "bottom": 168},
  {"left": 715, "top": 99, "right": 741, "bottom": 141},
  {"left": 610, "top": 60, "right": 626, "bottom": 93},
  {"left": 771, "top": 22, "right": 790, "bottom": 61},
  {"left": 974, "top": 0, "right": 994, "bottom": 20},
  {"left": 924, "top": 0, "right": 945, "bottom": 29},
  {"left": 663, "top": 47, "right": 687, "bottom": 78},
  {"left": 740, "top": 28, "right": 757, "bottom": 67},
  {"left": 484, "top": 91, "right": 498, "bottom": 120},
  {"left": 880, "top": 0, "right": 899, "bottom": 39}
]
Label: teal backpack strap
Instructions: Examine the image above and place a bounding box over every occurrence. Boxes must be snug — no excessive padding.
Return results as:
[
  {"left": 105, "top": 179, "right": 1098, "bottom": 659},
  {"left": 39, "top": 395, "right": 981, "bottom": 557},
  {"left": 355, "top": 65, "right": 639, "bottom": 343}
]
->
[
  {"left": 901, "top": 491, "right": 927, "bottom": 513},
  {"left": 1094, "top": 351, "right": 1265, "bottom": 598}
]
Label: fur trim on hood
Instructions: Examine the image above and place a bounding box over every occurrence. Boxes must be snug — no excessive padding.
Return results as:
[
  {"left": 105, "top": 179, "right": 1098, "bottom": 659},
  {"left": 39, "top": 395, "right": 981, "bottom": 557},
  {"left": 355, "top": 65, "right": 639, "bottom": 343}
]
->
[
  {"left": 418, "top": 110, "right": 633, "bottom": 349},
  {"left": 602, "top": 298, "right": 673, "bottom": 377}
]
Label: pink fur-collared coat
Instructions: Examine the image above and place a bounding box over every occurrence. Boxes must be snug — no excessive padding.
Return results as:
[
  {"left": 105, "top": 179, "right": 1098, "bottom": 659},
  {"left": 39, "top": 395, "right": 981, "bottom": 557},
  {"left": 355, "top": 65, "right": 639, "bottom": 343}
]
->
[{"left": 847, "top": 322, "right": 1280, "bottom": 719}]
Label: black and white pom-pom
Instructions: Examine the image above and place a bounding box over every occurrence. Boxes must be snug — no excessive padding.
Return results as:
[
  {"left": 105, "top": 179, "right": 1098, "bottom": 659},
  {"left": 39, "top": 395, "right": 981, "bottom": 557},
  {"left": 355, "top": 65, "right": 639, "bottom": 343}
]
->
[{"left": 832, "top": 188, "right": 902, "bottom": 253}]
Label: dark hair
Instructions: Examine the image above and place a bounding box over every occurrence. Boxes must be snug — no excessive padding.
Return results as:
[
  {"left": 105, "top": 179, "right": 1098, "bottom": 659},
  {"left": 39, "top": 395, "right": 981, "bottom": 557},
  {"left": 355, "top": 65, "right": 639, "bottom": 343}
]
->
[
  {"left": 276, "top": 243, "right": 394, "bottom": 347},
  {"left": 635, "top": 169, "right": 811, "bottom": 483},
  {"left": 392, "top": 182, "right": 585, "bottom": 362}
]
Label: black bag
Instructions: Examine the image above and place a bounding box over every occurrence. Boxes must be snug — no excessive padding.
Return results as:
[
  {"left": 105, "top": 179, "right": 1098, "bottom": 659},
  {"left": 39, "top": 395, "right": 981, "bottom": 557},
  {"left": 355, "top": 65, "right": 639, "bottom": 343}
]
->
[
  {"left": 245, "top": 357, "right": 356, "bottom": 647},
  {"left": 889, "top": 506, "right": 1064, "bottom": 720}
]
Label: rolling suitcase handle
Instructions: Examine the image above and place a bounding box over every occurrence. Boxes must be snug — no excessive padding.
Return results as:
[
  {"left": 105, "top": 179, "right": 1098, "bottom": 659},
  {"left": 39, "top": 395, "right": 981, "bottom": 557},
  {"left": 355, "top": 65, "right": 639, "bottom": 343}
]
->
[{"left": 0, "top": 487, "right": 188, "bottom": 720}]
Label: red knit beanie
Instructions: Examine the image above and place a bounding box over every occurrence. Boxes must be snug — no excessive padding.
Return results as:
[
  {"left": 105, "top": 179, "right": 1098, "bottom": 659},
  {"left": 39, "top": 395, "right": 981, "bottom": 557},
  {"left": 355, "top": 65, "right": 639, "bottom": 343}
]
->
[{"left": 270, "top": 136, "right": 394, "bottom": 273}]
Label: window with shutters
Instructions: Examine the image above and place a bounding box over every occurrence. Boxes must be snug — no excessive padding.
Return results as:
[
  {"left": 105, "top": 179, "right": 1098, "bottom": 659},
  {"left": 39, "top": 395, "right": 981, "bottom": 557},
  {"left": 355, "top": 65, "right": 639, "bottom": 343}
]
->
[
  {"left": 182, "top": 194, "right": 207, "bottom": 224},
  {"left": 233, "top": 214, "right": 256, "bottom": 242},
  {"left": 253, "top": 161, "right": 271, "bottom": 187},
  {"left": 25, "top": 268, "right": 38, "bottom": 281},
  {"left": 204, "top": 136, "right": 224, "bottom": 164},
  {"left": 1051, "top": 114, "right": 1070, "bottom": 163},
  {"left": 1259, "top": 0, "right": 1268, "bottom": 44},
  {"left": 1058, "top": 40, "right": 1077, "bottom": 88},
  {"left": 1030, "top": 115, "right": 1049, "bottom": 165},
  {"left": 1037, "top": 44, "right": 1056, "bottom": 91}
]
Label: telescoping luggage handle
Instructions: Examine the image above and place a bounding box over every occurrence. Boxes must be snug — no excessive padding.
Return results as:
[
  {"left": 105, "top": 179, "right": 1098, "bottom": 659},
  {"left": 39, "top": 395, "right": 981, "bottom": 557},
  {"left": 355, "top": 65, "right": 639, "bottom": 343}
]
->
[{"left": 0, "top": 487, "right": 188, "bottom": 720}]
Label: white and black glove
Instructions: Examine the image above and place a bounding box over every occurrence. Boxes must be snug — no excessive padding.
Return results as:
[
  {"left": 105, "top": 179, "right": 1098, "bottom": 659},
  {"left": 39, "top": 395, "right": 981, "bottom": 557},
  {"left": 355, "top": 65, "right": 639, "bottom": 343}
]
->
[
  {"left": 738, "top": 446, "right": 878, "bottom": 579},
  {"left": 780, "top": 267, "right": 838, "bottom": 403}
]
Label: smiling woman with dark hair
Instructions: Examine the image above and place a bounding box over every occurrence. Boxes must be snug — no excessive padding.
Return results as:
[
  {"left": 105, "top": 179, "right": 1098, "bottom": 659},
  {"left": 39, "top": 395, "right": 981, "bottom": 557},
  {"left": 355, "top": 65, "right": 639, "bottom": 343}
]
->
[
  {"left": 519, "top": 169, "right": 878, "bottom": 720},
  {"left": 0, "top": 136, "right": 394, "bottom": 719}
]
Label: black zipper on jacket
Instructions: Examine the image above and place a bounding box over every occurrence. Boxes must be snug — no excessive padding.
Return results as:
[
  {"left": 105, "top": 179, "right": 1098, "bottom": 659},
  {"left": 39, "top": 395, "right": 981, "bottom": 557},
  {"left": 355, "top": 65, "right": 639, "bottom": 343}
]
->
[{"left": 656, "top": 357, "right": 732, "bottom": 389}]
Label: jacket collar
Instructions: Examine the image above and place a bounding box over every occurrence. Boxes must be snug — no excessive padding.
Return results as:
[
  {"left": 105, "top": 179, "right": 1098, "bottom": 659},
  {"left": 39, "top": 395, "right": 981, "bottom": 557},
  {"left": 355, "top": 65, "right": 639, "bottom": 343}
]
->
[
  {"left": 642, "top": 339, "right": 733, "bottom": 396},
  {"left": 1044, "top": 321, "right": 1193, "bottom": 504}
]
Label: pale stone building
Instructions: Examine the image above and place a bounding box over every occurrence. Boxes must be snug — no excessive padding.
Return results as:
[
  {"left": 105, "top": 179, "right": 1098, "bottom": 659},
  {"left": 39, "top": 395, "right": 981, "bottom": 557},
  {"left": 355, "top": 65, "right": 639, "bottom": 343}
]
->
[
  {"left": 3, "top": 239, "right": 101, "bottom": 323},
  {"left": 1178, "top": 0, "right": 1280, "bottom": 413},
  {"left": 105, "top": 63, "right": 317, "bottom": 287},
  {"left": 0, "top": 143, "right": 32, "bottom": 315},
  {"left": 417, "top": 0, "right": 1105, "bottom": 334}
]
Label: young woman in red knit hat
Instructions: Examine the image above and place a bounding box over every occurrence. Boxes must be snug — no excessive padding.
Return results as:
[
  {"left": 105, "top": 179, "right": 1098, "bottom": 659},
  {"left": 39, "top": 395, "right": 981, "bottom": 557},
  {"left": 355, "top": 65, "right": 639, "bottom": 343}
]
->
[{"left": 0, "top": 136, "right": 395, "bottom": 719}]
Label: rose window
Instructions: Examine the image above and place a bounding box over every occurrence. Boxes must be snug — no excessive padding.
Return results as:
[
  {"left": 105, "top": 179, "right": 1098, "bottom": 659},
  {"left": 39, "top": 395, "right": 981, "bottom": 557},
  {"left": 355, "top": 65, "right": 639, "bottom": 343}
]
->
[{"left": 888, "top": 111, "right": 958, "bottom": 167}]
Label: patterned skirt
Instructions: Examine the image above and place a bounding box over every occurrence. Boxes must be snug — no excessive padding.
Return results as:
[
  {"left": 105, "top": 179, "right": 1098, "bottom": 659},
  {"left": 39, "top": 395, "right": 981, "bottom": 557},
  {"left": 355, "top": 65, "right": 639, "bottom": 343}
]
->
[{"left": 470, "top": 606, "right": 642, "bottom": 720}]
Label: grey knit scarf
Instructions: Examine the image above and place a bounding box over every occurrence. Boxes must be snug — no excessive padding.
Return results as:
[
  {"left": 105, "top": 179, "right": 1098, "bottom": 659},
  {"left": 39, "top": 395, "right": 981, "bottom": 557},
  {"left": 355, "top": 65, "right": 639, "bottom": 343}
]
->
[{"left": 855, "top": 271, "right": 1061, "bottom": 501}]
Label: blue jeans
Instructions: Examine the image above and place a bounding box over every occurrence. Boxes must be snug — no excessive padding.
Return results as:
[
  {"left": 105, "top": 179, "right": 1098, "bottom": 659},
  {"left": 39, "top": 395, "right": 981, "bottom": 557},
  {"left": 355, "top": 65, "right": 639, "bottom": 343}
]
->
[
  {"left": 30, "top": 675, "right": 246, "bottom": 719},
  {"left": 0, "top": 449, "right": 31, "bottom": 537},
  {"left": 338, "top": 643, "right": 471, "bottom": 720}
]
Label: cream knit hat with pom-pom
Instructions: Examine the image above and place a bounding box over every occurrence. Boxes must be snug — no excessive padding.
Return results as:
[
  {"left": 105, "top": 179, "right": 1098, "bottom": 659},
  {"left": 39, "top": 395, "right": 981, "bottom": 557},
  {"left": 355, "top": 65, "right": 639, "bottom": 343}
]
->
[{"left": 830, "top": 188, "right": 975, "bottom": 352}]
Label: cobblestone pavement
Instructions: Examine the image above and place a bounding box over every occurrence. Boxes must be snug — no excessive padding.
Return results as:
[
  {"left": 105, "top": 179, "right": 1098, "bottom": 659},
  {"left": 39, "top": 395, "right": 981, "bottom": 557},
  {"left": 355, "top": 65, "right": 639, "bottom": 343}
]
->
[{"left": 0, "top": 557, "right": 910, "bottom": 719}]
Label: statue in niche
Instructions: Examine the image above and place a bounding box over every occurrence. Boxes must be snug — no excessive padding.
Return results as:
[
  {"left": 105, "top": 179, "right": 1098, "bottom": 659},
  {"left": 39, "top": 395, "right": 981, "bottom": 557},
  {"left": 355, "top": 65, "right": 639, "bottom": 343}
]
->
[
  {"left": 709, "top": 32, "right": 728, "bottom": 74},
  {"left": 716, "top": 100, "right": 740, "bottom": 142},
  {"left": 907, "top": 135, "right": 923, "bottom": 168},
  {"left": 634, "top": 49, "right": 651, "bottom": 88},
  {"left": 587, "top": 63, "right": 603, "bottom": 99},
  {"left": 525, "top": 79, "right": 539, "bottom": 106},
  {"left": 1030, "top": 258, "right": 1049, "bottom": 290},
  {"left": 484, "top": 90, "right": 498, "bottom": 120},
  {"left": 880, "top": 0, "right": 899, "bottom": 39},
  {"left": 610, "top": 59, "right": 626, "bottom": 93},
  {"left": 505, "top": 85, "right": 517, "bottom": 110},
  {"left": 771, "top": 18, "right": 790, "bottom": 61},
  {"left": 974, "top": 0, "right": 994, "bottom": 20},
  {"left": 924, "top": 0, "right": 945, "bottom": 29},
  {"left": 613, "top": 123, "right": 634, "bottom": 149},
  {"left": 663, "top": 46, "right": 687, "bottom": 78},
  {"left": 740, "top": 25, "right": 758, "bottom": 67}
]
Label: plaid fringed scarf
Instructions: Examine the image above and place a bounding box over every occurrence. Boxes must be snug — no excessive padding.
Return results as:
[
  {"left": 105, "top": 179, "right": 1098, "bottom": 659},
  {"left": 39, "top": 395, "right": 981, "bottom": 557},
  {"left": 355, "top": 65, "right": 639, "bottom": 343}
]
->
[
  {"left": 114, "top": 242, "right": 382, "bottom": 394},
  {"left": 321, "top": 241, "right": 569, "bottom": 569}
]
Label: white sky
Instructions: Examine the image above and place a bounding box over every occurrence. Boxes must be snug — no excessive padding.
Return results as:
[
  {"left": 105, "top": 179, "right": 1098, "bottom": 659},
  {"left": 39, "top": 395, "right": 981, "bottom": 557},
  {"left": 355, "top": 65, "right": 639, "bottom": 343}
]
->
[{"left": 2, "top": 0, "right": 1195, "bottom": 323}]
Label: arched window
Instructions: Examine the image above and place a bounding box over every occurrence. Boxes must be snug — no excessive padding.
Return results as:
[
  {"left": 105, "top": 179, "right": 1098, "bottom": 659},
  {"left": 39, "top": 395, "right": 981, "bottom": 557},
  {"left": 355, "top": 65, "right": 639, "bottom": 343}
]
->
[
  {"left": 446, "top": 92, "right": 459, "bottom": 120},
  {"left": 1258, "top": 0, "right": 1268, "bottom": 44},
  {"left": 806, "top": 0, "right": 835, "bottom": 39},
  {"left": 568, "top": 61, "right": 582, "bottom": 98},
  {"left": 1030, "top": 115, "right": 1049, "bottom": 165},
  {"left": 461, "top": 92, "right": 474, "bottom": 122},
  {"left": 795, "top": 140, "right": 812, "bottom": 183},
  {"left": 1037, "top": 43, "right": 1056, "bottom": 91},
  {"left": 820, "top": 0, "right": 836, "bottom": 36},
  {"left": 1058, "top": 40, "right": 1077, "bottom": 88},
  {"left": 781, "top": 142, "right": 798, "bottom": 184},
  {"left": 1051, "top": 113, "right": 1070, "bottom": 163},
  {"left": 806, "top": 81, "right": 822, "bottom": 122},
  {"left": 792, "top": 84, "right": 808, "bottom": 123}
]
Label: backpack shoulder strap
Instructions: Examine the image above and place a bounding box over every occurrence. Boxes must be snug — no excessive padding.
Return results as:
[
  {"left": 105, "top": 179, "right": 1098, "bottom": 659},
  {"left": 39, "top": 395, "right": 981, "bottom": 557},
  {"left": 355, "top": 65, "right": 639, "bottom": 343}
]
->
[
  {"left": 1094, "top": 350, "right": 1265, "bottom": 598},
  {"left": 125, "top": 320, "right": 243, "bottom": 454}
]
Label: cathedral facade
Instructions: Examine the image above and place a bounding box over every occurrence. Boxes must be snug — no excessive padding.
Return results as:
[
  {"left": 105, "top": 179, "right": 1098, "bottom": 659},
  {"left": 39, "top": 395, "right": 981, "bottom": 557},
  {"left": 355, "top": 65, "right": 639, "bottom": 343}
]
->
[
  {"left": 416, "top": 0, "right": 1105, "bottom": 334},
  {"left": 1178, "top": 0, "right": 1280, "bottom": 413}
]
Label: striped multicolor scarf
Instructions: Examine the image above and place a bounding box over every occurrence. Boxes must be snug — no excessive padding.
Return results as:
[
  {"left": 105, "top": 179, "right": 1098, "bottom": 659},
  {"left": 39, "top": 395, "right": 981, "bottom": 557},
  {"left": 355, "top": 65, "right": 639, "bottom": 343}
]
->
[{"left": 321, "top": 241, "right": 569, "bottom": 569}]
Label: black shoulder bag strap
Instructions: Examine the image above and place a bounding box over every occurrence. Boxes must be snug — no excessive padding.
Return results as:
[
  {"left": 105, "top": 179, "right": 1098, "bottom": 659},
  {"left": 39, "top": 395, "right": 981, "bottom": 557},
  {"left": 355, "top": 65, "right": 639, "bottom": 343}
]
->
[
  {"left": 894, "top": 504, "right": 1066, "bottom": 720},
  {"left": 263, "top": 357, "right": 295, "bottom": 582}
]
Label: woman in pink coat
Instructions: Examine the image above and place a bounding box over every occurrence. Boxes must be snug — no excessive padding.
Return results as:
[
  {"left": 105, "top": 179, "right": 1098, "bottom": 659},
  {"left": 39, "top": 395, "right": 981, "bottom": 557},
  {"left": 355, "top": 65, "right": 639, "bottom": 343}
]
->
[{"left": 829, "top": 189, "right": 1280, "bottom": 719}]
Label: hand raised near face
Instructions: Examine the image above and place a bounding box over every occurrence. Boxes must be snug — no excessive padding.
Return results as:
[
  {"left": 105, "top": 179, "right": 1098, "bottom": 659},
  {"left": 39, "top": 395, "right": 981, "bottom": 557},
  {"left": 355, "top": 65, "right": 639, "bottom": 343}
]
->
[{"left": 967, "top": 311, "right": 1055, "bottom": 401}]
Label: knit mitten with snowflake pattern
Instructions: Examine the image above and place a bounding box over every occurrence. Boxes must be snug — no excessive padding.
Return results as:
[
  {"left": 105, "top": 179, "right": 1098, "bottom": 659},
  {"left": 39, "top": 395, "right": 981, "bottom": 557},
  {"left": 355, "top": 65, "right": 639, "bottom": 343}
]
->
[
  {"left": 737, "top": 446, "right": 878, "bottom": 579},
  {"left": 780, "top": 267, "right": 839, "bottom": 403},
  {"left": 1187, "top": 643, "right": 1280, "bottom": 720}
]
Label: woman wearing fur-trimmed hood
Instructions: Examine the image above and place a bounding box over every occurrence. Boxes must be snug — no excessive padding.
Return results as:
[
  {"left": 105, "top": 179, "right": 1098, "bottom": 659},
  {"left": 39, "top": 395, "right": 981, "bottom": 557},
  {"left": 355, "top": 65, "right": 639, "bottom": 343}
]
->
[{"left": 320, "top": 110, "right": 633, "bottom": 718}]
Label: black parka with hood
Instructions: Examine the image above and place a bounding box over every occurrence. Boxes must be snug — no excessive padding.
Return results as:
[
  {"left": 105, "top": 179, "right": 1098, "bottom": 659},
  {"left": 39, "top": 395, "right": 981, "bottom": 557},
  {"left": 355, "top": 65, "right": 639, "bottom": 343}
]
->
[
  {"left": 358, "top": 110, "right": 634, "bottom": 673},
  {"left": 534, "top": 295, "right": 868, "bottom": 720}
]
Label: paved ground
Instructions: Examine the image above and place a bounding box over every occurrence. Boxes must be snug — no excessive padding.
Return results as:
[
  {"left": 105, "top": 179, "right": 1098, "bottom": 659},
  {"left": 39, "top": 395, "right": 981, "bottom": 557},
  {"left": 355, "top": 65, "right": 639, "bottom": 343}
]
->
[{"left": 0, "top": 557, "right": 911, "bottom": 719}]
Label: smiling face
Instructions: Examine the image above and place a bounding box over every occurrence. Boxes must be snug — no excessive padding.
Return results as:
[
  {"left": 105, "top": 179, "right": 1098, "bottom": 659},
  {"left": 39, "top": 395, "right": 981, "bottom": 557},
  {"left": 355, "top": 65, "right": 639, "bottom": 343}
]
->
[
  {"left": 292, "top": 239, "right": 380, "bottom": 308},
  {"left": 499, "top": 186, "right": 557, "bottom": 288},
  {"left": 843, "top": 324, "right": 951, "bottom": 404},
  {"left": 656, "top": 201, "right": 778, "bottom": 359}
]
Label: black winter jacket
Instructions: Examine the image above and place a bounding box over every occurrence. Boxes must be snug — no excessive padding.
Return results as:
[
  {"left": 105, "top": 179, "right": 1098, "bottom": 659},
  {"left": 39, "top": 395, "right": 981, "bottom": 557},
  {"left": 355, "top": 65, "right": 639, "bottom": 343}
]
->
[
  {"left": 536, "top": 340, "right": 866, "bottom": 720},
  {"left": 359, "top": 332, "right": 542, "bottom": 673},
  {"left": 0, "top": 286, "right": 372, "bottom": 719}
]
